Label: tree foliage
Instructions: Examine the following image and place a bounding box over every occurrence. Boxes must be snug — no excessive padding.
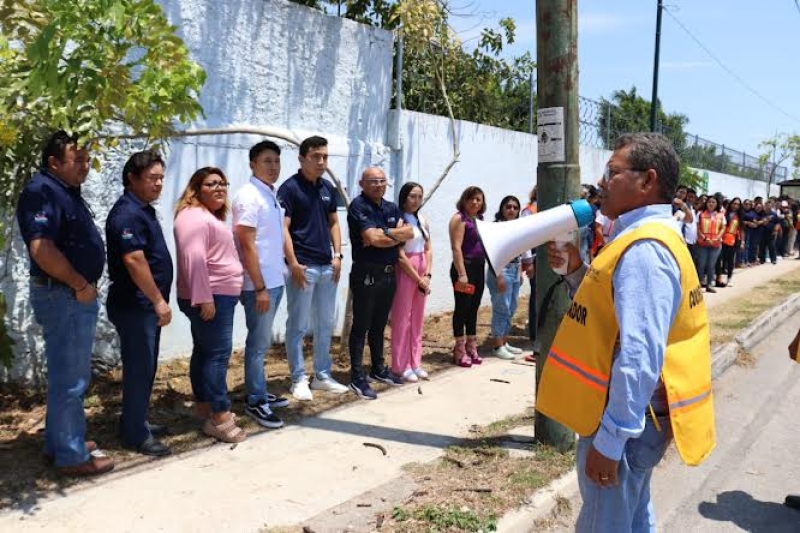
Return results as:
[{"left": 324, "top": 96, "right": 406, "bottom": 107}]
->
[
  {"left": 758, "top": 133, "right": 800, "bottom": 192},
  {"left": 0, "top": 0, "right": 206, "bottom": 368},
  {"left": 289, "top": 0, "right": 536, "bottom": 132},
  {"left": 0, "top": 0, "right": 206, "bottom": 212},
  {"left": 598, "top": 86, "right": 689, "bottom": 151}
]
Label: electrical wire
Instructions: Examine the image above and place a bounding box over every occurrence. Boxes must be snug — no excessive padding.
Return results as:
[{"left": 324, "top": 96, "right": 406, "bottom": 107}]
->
[{"left": 663, "top": 7, "right": 800, "bottom": 124}]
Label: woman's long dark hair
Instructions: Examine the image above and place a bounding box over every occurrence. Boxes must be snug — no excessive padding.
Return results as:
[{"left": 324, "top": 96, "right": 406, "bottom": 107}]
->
[
  {"left": 493, "top": 195, "right": 522, "bottom": 222},
  {"left": 398, "top": 181, "right": 428, "bottom": 241}
]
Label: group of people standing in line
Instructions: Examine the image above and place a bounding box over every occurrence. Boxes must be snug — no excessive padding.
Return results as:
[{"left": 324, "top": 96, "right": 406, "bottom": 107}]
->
[{"left": 16, "top": 129, "right": 537, "bottom": 477}]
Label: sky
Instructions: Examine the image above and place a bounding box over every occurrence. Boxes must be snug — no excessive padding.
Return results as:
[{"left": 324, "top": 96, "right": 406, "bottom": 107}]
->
[{"left": 446, "top": 0, "right": 800, "bottom": 161}]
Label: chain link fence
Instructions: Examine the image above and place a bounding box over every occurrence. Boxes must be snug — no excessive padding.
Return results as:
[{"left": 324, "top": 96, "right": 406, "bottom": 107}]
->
[{"left": 577, "top": 96, "right": 787, "bottom": 183}]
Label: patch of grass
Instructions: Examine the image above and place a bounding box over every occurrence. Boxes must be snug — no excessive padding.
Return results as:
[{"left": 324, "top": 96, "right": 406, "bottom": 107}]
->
[
  {"left": 709, "top": 267, "right": 800, "bottom": 348},
  {"left": 386, "top": 413, "right": 574, "bottom": 532},
  {"left": 392, "top": 504, "right": 497, "bottom": 532},
  {"left": 735, "top": 348, "right": 757, "bottom": 368}
]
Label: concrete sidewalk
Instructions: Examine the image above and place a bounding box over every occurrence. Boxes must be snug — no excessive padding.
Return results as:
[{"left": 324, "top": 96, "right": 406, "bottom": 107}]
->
[{"left": 2, "top": 258, "right": 798, "bottom": 533}]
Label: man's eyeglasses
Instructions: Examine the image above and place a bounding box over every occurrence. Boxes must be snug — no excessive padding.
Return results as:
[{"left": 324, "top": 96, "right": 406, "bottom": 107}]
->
[
  {"left": 602, "top": 166, "right": 648, "bottom": 182},
  {"left": 202, "top": 181, "right": 229, "bottom": 190},
  {"left": 364, "top": 179, "right": 387, "bottom": 186}
]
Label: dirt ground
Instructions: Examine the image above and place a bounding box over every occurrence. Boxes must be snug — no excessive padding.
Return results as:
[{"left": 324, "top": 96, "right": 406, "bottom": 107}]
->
[{"left": 0, "top": 296, "right": 535, "bottom": 510}]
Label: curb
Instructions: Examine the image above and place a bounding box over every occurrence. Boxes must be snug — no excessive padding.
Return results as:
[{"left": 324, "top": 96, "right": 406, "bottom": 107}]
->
[{"left": 496, "top": 292, "right": 800, "bottom": 533}]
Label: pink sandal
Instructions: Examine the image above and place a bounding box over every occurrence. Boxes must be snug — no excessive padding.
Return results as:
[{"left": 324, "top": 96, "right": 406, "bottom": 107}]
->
[{"left": 203, "top": 417, "right": 246, "bottom": 443}]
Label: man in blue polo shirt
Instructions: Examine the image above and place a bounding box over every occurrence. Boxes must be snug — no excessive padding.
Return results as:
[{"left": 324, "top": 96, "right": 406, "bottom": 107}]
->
[
  {"left": 16, "top": 130, "right": 113, "bottom": 476},
  {"left": 347, "top": 167, "right": 413, "bottom": 400},
  {"left": 106, "top": 151, "right": 173, "bottom": 457},
  {"left": 278, "top": 136, "right": 349, "bottom": 401}
]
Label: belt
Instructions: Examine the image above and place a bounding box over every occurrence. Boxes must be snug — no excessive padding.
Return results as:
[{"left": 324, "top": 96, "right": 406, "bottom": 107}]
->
[
  {"left": 463, "top": 258, "right": 485, "bottom": 265},
  {"left": 31, "top": 276, "right": 96, "bottom": 290},
  {"left": 358, "top": 263, "right": 395, "bottom": 274}
]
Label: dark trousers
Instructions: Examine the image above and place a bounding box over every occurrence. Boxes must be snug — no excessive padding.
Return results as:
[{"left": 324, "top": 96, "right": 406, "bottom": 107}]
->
[
  {"left": 759, "top": 232, "right": 777, "bottom": 264},
  {"left": 450, "top": 260, "right": 486, "bottom": 337},
  {"left": 349, "top": 264, "right": 397, "bottom": 382},
  {"left": 716, "top": 243, "right": 737, "bottom": 279},
  {"left": 108, "top": 305, "right": 160, "bottom": 447}
]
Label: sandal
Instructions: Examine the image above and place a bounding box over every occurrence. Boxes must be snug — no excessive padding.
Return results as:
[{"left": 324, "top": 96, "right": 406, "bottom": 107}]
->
[{"left": 202, "top": 417, "right": 247, "bottom": 443}]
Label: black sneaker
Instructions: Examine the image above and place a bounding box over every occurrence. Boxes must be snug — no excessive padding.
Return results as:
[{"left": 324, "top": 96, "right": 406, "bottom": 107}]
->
[
  {"left": 349, "top": 380, "right": 378, "bottom": 400},
  {"left": 367, "top": 367, "right": 404, "bottom": 386},
  {"left": 245, "top": 401, "right": 284, "bottom": 429},
  {"left": 267, "top": 393, "right": 289, "bottom": 409}
]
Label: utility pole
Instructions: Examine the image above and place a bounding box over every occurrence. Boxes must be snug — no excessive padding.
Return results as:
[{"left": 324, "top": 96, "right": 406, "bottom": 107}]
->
[
  {"left": 534, "top": 0, "right": 580, "bottom": 453},
  {"left": 650, "top": 0, "right": 664, "bottom": 132}
]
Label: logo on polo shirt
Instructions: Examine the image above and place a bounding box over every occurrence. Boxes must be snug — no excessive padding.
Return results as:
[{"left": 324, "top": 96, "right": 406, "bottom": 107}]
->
[
  {"left": 34, "top": 212, "right": 48, "bottom": 224},
  {"left": 121, "top": 228, "right": 134, "bottom": 240},
  {"left": 388, "top": 217, "right": 396, "bottom": 225},
  {"left": 321, "top": 195, "right": 331, "bottom": 205}
]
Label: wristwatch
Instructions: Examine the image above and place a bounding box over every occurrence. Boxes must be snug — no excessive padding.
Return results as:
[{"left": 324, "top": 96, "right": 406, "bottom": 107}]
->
[
  {"left": 383, "top": 227, "right": 398, "bottom": 241},
  {"left": 334, "top": 253, "right": 344, "bottom": 260}
]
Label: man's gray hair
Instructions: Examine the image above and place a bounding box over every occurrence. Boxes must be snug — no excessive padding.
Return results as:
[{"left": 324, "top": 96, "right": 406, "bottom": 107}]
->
[{"left": 614, "top": 132, "right": 680, "bottom": 202}]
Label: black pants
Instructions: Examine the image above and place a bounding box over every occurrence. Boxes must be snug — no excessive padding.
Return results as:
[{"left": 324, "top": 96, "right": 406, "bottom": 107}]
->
[
  {"left": 759, "top": 232, "right": 777, "bottom": 264},
  {"left": 716, "top": 243, "right": 737, "bottom": 279},
  {"left": 349, "top": 264, "right": 397, "bottom": 382},
  {"left": 450, "top": 260, "right": 485, "bottom": 337}
]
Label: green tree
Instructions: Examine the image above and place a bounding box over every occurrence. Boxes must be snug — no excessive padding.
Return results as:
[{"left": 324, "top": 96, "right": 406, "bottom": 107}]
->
[
  {"left": 0, "top": 0, "right": 206, "bottom": 368},
  {"left": 598, "top": 86, "right": 688, "bottom": 151},
  {"left": 288, "top": 0, "right": 536, "bottom": 132},
  {"left": 758, "top": 133, "right": 800, "bottom": 196}
]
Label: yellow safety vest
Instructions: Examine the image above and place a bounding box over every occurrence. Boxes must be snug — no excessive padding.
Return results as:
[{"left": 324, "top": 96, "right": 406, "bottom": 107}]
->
[{"left": 536, "top": 222, "right": 715, "bottom": 466}]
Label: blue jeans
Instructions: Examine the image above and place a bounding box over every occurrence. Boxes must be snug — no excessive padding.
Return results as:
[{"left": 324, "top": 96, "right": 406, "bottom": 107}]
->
[
  {"left": 240, "top": 287, "right": 284, "bottom": 405},
  {"left": 108, "top": 304, "right": 160, "bottom": 446},
  {"left": 178, "top": 295, "right": 238, "bottom": 414},
  {"left": 694, "top": 246, "right": 721, "bottom": 287},
  {"left": 576, "top": 416, "right": 672, "bottom": 533},
  {"left": 30, "top": 283, "right": 99, "bottom": 467},
  {"left": 486, "top": 262, "right": 521, "bottom": 338},
  {"left": 284, "top": 264, "right": 336, "bottom": 383}
]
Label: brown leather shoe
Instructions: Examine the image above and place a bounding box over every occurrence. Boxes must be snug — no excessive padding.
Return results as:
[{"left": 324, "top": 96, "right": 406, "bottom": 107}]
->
[
  {"left": 44, "top": 441, "right": 98, "bottom": 465},
  {"left": 56, "top": 455, "right": 114, "bottom": 477}
]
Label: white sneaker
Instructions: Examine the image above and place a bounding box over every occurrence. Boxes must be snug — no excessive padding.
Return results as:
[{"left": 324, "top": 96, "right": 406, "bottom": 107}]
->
[
  {"left": 402, "top": 369, "right": 419, "bottom": 383},
  {"left": 493, "top": 345, "right": 516, "bottom": 360},
  {"left": 504, "top": 343, "right": 523, "bottom": 355},
  {"left": 413, "top": 367, "right": 429, "bottom": 380},
  {"left": 290, "top": 378, "right": 313, "bottom": 401},
  {"left": 310, "top": 376, "right": 349, "bottom": 394}
]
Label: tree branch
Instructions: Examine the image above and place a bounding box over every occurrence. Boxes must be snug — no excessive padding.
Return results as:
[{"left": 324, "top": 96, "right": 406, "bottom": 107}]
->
[{"left": 421, "top": 68, "right": 460, "bottom": 207}]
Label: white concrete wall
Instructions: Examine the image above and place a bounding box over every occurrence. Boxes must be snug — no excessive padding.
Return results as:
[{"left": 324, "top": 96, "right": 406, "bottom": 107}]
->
[
  {"left": 0, "top": 0, "right": 394, "bottom": 383},
  {"left": 697, "top": 168, "right": 780, "bottom": 199}
]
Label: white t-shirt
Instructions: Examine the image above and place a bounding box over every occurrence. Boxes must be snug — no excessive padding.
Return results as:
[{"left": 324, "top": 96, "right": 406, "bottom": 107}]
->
[
  {"left": 402, "top": 213, "right": 428, "bottom": 253},
  {"left": 682, "top": 208, "right": 698, "bottom": 245},
  {"left": 232, "top": 177, "right": 286, "bottom": 290}
]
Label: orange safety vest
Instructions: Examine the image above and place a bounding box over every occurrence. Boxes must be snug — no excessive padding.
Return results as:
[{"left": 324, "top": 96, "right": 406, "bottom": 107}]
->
[
  {"left": 722, "top": 214, "right": 740, "bottom": 246},
  {"left": 698, "top": 211, "right": 724, "bottom": 246}
]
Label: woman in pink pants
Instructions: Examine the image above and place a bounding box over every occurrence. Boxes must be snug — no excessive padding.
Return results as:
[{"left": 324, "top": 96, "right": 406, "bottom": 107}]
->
[{"left": 391, "top": 182, "right": 433, "bottom": 383}]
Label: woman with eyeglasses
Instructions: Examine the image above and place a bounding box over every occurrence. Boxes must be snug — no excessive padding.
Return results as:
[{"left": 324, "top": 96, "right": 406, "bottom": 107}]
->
[
  {"left": 174, "top": 167, "right": 245, "bottom": 443},
  {"left": 449, "top": 186, "right": 487, "bottom": 367},
  {"left": 486, "top": 196, "right": 531, "bottom": 360},
  {"left": 695, "top": 195, "right": 725, "bottom": 293},
  {"left": 390, "top": 182, "right": 433, "bottom": 383}
]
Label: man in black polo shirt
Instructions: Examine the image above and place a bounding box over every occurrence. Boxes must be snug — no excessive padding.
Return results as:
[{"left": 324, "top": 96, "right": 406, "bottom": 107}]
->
[
  {"left": 106, "top": 151, "right": 173, "bottom": 457},
  {"left": 278, "top": 136, "right": 349, "bottom": 401},
  {"left": 16, "top": 130, "right": 113, "bottom": 476},
  {"left": 347, "top": 167, "right": 413, "bottom": 400}
]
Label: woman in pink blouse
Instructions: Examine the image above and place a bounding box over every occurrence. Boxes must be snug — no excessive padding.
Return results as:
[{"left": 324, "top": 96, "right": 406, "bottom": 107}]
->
[{"left": 174, "top": 167, "right": 245, "bottom": 443}]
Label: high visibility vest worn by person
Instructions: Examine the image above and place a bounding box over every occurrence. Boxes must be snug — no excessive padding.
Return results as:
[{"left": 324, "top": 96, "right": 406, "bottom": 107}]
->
[{"left": 537, "top": 222, "right": 716, "bottom": 466}]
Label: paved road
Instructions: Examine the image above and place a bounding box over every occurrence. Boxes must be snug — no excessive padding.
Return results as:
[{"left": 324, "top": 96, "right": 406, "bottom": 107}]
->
[{"left": 539, "top": 317, "right": 800, "bottom": 533}]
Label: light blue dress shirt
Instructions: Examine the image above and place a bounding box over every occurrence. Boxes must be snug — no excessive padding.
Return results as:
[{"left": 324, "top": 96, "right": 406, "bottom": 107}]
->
[{"left": 565, "top": 204, "right": 683, "bottom": 460}]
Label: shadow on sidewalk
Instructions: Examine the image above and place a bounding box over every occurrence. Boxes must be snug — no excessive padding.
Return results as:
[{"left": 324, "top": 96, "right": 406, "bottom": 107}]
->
[
  {"left": 698, "top": 490, "right": 800, "bottom": 533},
  {"left": 297, "top": 416, "right": 459, "bottom": 449}
]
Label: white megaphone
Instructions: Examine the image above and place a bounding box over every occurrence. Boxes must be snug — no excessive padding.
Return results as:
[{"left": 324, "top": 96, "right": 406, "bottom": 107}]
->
[{"left": 476, "top": 199, "right": 595, "bottom": 276}]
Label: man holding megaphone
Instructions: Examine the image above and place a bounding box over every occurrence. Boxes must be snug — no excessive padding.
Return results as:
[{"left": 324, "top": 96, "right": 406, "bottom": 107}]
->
[{"left": 537, "top": 133, "right": 715, "bottom": 532}]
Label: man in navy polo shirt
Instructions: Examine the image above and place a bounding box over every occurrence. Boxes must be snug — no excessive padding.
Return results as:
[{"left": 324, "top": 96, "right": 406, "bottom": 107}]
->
[
  {"left": 278, "top": 136, "right": 349, "bottom": 401},
  {"left": 16, "top": 130, "right": 113, "bottom": 476},
  {"left": 346, "top": 167, "right": 413, "bottom": 400},
  {"left": 106, "top": 151, "right": 173, "bottom": 457}
]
